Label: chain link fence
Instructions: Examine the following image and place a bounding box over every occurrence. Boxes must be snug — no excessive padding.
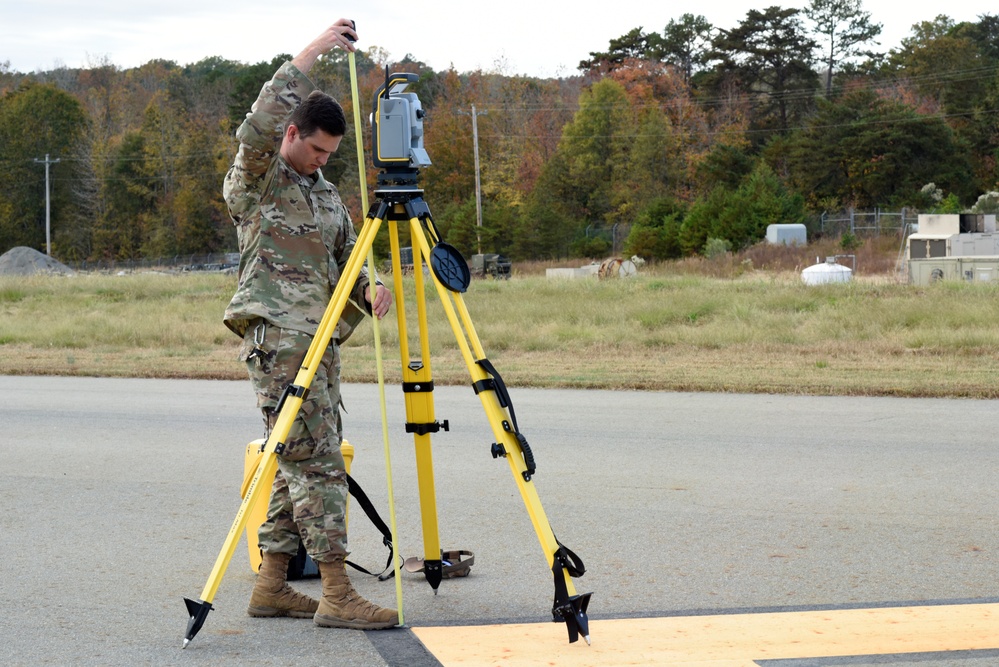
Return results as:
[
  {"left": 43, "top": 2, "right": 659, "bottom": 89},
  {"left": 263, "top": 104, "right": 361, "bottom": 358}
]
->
[
  {"left": 818, "top": 208, "right": 920, "bottom": 237},
  {"left": 66, "top": 252, "right": 240, "bottom": 273},
  {"left": 61, "top": 211, "right": 916, "bottom": 272}
]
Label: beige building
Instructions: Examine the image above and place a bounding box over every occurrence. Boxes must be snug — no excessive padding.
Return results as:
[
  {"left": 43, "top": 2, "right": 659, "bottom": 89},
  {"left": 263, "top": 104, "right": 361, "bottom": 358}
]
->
[{"left": 906, "top": 214, "right": 999, "bottom": 285}]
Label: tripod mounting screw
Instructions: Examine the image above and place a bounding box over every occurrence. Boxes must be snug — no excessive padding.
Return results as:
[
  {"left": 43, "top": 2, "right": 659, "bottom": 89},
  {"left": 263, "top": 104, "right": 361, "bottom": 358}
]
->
[{"left": 491, "top": 443, "right": 507, "bottom": 459}]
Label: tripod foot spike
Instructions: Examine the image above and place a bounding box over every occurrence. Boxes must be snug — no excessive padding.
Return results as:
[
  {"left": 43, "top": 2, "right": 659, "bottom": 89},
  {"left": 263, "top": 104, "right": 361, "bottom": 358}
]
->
[
  {"left": 553, "top": 591, "right": 592, "bottom": 644},
  {"left": 423, "top": 559, "right": 443, "bottom": 593},
  {"left": 183, "top": 597, "right": 213, "bottom": 648},
  {"left": 550, "top": 543, "right": 591, "bottom": 644}
]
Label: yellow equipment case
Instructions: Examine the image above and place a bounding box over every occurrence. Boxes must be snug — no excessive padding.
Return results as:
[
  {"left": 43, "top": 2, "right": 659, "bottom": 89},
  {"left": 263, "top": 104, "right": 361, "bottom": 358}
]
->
[{"left": 241, "top": 439, "right": 355, "bottom": 577}]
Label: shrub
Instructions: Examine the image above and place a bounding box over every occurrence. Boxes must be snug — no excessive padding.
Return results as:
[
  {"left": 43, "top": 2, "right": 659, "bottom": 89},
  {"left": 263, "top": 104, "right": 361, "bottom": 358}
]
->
[{"left": 704, "top": 237, "right": 732, "bottom": 259}]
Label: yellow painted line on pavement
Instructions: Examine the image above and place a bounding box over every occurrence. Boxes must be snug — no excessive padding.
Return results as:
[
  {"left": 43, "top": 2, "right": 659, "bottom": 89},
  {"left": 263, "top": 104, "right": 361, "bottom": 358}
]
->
[{"left": 411, "top": 602, "right": 999, "bottom": 666}]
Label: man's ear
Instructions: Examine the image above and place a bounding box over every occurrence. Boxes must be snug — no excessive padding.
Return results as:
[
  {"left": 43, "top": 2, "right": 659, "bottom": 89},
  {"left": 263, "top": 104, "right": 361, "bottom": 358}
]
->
[{"left": 285, "top": 123, "right": 299, "bottom": 142}]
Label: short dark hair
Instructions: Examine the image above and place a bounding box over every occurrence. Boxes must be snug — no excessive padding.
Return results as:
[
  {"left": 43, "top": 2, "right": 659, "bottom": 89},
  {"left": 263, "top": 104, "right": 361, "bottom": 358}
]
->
[{"left": 288, "top": 90, "right": 346, "bottom": 138}]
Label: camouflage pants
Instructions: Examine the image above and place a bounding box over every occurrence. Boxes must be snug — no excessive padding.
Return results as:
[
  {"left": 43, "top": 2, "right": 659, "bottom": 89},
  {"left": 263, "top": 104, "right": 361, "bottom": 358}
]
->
[{"left": 240, "top": 319, "right": 347, "bottom": 562}]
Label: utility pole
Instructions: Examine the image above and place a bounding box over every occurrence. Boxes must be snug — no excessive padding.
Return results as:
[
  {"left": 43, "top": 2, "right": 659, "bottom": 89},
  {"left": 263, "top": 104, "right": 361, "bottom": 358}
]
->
[
  {"left": 34, "top": 153, "right": 60, "bottom": 256},
  {"left": 459, "top": 105, "right": 487, "bottom": 255}
]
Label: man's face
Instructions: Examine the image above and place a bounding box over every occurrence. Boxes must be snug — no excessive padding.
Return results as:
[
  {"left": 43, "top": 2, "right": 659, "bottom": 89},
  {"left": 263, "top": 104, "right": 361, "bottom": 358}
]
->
[{"left": 281, "top": 125, "right": 342, "bottom": 175}]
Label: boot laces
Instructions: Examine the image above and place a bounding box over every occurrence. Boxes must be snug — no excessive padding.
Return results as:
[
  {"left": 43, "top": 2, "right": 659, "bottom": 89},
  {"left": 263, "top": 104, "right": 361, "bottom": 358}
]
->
[
  {"left": 341, "top": 589, "right": 387, "bottom": 616},
  {"left": 279, "top": 584, "right": 317, "bottom": 606}
]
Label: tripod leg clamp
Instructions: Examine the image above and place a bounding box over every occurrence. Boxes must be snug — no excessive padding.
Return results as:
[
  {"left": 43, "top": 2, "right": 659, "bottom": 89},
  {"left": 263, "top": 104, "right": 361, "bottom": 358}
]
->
[
  {"left": 405, "top": 420, "right": 449, "bottom": 436},
  {"left": 275, "top": 383, "right": 309, "bottom": 412}
]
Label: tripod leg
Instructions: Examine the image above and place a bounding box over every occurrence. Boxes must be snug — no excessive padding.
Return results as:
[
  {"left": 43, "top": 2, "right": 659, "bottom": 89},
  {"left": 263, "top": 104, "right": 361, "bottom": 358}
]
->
[
  {"left": 408, "top": 218, "right": 592, "bottom": 644},
  {"left": 184, "top": 445, "right": 278, "bottom": 647},
  {"left": 183, "top": 212, "right": 385, "bottom": 647},
  {"left": 388, "top": 215, "right": 444, "bottom": 591}
]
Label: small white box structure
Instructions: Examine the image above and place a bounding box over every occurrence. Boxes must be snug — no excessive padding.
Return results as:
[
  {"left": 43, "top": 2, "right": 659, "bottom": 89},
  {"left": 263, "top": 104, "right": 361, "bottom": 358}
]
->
[
  {"left": 545, "top": 264, "right": 601, "bottom": 279},
  {"left": 766, "top": 224, "right": 807, "bottom": 246}
]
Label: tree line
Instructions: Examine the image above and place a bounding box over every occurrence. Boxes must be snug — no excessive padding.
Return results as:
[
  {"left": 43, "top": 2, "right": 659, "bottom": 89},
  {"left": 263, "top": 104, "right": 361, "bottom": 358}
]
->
[{"left": 2, "top": 3, "right": 998, "bottom": 265}]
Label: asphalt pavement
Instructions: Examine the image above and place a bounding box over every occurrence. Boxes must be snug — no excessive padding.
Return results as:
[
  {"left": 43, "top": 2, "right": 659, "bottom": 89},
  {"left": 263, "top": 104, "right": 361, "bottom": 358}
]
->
[{"left": 2, "top": 375, "right": 998, "bottom": 666}]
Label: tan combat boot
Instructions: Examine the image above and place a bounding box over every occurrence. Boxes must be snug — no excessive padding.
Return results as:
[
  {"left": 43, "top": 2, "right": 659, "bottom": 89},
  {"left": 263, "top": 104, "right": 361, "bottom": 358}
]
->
[
  {"left": 247, "top": 551, "right": 319, "bottom": 618},
  {"left": 314, "top": 557, "right": 397, "bottom": 629}
]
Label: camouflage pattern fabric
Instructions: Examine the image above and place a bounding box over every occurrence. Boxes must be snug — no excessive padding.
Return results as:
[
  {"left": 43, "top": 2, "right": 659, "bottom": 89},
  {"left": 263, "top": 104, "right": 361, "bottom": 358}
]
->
[
  {"left": 224, "top": 61, "right": 370, "bottom": 561},
  {"left": 241, "top": 319, "right": 348, "bottom": 559},
  {"left": 223, "top": 60, "right": 370, "bottom": 339}
]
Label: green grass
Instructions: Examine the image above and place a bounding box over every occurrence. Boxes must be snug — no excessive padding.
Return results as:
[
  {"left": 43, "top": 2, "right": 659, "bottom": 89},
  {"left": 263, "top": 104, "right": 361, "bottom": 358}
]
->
[{"left": 3, "top": 267, "right": 999, "bottom": 397}]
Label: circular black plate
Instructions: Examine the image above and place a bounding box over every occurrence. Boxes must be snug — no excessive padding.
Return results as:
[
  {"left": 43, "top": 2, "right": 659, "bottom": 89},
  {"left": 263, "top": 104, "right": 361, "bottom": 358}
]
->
[{"left": 430, "top": 243, "right": 470, "bottom": 293}]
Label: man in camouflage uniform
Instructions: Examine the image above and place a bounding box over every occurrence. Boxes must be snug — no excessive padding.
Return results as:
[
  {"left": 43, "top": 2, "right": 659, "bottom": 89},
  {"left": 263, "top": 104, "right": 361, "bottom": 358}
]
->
[{"left": 223, "top": 19, "right": 396, "bottom": 630}]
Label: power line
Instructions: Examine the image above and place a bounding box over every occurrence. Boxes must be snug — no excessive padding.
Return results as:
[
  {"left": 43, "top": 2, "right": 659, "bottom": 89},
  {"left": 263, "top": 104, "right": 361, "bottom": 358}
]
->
[
  {"left": 441, "top": 63, "right": 999, "bottom": 116},
  {"left": 0, "top": 150, "right": 226, "bottom": 168}
]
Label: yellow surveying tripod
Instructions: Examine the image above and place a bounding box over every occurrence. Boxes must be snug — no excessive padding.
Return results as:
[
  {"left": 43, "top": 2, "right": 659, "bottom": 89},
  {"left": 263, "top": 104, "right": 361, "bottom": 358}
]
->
[{"left": 183, "top": 70, "right": 590, "bottom": 647}]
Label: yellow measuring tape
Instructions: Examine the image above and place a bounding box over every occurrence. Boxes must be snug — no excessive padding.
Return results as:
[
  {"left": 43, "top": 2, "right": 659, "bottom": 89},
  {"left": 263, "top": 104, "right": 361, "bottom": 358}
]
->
[{"left": 348, "top": 46, "right": 405, "bottom": 626}]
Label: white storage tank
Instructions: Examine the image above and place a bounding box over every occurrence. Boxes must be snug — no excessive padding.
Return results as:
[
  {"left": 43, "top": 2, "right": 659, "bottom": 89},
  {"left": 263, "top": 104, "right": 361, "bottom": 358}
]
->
[{"left": 802, "top": 257, "right": 852, "bottom": 285}]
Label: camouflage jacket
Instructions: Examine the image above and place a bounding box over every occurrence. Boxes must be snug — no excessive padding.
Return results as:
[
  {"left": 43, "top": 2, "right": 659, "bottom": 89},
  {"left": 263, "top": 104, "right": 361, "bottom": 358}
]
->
[{"left": 223, "top": 60, "right": 370, "bottom": 339}]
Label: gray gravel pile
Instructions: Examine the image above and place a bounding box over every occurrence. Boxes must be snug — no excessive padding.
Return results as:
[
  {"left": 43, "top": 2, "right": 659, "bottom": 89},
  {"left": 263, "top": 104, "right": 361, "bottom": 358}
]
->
[{"left": 0, "top": 246, "right": 74, "bottom": 275}]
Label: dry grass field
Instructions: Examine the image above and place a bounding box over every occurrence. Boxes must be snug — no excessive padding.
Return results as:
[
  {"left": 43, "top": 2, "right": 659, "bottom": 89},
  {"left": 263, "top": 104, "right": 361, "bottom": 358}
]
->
[{"left": 3, "top": 236, "right": 998, "bottom": 398}]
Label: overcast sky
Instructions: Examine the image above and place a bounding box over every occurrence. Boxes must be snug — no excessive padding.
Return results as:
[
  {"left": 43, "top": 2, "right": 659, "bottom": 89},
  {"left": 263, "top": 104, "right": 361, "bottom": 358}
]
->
[{"left": 2, "top": 0, "right": 995, "bottom": 78}]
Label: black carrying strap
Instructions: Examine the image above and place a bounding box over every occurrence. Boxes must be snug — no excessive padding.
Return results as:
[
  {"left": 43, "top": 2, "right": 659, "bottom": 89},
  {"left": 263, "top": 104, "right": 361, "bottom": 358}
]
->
[
  {"left": 475, "top": 358, "right": 537, "bottom": 480},
  {"left": 286, "top": 471, "right": 397, "bottom": 580},
  {"left": 475, "top": 358, "right": 519, "bottom": 430},
  {"left": 344, "top": 472, "right": 397, "bottom": 580},
  {"left": 554, "top": 540, "right": 586, "bottom": 578}
]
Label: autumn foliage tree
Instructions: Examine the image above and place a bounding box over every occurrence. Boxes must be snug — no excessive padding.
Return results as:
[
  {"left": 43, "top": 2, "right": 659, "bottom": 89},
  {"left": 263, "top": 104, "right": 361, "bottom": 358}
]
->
[
  {"left": 2, "top": 9, "right": 999, "bottom": 264},
  {"left": 0, "top": 82, "right": 86, "bottom": 256}
]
